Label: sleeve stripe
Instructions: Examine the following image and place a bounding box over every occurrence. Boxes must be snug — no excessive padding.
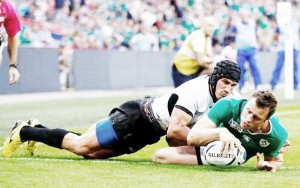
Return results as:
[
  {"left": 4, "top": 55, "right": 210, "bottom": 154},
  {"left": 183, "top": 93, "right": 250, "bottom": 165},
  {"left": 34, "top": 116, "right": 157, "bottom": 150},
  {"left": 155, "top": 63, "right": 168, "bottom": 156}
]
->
[{"left": 175, "top": 105, "right": 193, "bottom": 117}]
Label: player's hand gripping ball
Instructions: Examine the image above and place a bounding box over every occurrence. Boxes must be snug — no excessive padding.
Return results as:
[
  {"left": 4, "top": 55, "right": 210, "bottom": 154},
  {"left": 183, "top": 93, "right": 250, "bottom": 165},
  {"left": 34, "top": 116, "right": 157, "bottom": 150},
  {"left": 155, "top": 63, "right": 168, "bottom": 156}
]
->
[{"left": 204, "top": 141, "right": 247, "bottom": 166}]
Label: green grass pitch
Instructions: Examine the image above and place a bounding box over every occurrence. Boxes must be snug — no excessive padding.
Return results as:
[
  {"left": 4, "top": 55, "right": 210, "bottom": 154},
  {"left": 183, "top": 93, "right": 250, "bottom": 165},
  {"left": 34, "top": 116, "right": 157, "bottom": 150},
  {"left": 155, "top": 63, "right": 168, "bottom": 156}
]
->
[{"left": 0, "top": 89, "right": 300, "bottom": 187}]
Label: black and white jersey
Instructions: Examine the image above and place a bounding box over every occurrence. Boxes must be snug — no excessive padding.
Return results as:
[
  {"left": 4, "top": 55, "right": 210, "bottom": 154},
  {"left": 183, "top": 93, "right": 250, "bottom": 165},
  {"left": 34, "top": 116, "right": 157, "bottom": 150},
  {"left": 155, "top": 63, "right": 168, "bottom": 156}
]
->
[{"left": 151, "top": 75, "right": 241, "bottom": 131}]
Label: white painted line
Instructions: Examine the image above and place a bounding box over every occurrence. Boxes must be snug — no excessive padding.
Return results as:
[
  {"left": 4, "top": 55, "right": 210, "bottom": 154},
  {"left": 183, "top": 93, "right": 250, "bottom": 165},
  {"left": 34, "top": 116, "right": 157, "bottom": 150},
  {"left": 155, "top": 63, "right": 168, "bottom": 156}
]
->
[{"left": 0, "top": 157, "right": 154, "bottom": 165}]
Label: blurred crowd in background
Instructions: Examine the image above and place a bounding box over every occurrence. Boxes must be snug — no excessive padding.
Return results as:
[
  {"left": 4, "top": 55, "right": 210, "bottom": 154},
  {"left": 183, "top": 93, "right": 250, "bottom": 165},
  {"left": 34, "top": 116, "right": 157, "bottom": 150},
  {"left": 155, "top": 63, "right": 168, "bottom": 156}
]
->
[
  {"left": 4, "top": 0, "right": 298, "bottom": 91},
  {"left": 10, "top": 0, "right": 300, "bottom": 51}
]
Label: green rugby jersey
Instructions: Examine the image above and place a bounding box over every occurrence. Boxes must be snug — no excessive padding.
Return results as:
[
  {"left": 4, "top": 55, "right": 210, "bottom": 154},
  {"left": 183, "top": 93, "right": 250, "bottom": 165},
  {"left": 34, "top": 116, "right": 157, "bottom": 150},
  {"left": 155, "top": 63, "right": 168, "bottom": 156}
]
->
[{"left": 207, "top": 98, "right": 288, "bottom": 159}]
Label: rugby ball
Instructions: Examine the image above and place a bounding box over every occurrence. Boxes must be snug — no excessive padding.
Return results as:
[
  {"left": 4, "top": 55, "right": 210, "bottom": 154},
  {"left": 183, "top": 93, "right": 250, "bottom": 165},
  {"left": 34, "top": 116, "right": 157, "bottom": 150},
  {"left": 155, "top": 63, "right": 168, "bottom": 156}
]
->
[{"left": 204, "top": 141, "right": 247, "bottom": 166}]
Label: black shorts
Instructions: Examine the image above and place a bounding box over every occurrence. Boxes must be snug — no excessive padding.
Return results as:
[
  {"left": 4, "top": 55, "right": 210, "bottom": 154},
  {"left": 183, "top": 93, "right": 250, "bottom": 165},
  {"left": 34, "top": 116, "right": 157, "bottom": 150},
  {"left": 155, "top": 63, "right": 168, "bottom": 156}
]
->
[{"left": 109, "top": 99, "right": 165, "bottom": 154}]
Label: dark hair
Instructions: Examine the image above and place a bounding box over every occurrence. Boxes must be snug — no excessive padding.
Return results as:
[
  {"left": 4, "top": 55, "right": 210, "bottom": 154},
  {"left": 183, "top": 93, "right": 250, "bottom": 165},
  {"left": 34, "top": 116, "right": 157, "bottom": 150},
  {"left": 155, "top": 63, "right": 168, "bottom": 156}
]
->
[{"left": 251, "top": 90, "right": 277, "bottom": 119}]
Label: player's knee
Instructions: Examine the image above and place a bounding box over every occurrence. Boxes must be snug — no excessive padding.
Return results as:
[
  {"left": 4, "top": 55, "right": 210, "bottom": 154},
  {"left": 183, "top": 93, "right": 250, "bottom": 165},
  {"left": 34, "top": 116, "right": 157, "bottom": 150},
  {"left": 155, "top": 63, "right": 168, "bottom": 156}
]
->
[
  {"left": 72, "top": 144, "right": 90, "bottom": 155},
  {"left": 67, "top": 137, "right": 91, "bottom": 155}
]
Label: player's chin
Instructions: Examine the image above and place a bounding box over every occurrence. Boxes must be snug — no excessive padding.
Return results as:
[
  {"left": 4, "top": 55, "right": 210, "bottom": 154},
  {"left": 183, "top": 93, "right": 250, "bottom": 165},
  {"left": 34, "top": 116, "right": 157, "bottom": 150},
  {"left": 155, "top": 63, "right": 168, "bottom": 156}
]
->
[{"left": 216, "top": 93, "right": 228, "bottom": 99}]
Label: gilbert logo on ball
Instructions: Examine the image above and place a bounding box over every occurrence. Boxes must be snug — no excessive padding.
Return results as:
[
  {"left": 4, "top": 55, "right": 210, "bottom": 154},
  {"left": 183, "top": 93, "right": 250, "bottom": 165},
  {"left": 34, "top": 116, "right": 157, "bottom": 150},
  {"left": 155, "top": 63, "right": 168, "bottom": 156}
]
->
[{"left": 204, "top": 141, "right": 247, "bottom": 166}]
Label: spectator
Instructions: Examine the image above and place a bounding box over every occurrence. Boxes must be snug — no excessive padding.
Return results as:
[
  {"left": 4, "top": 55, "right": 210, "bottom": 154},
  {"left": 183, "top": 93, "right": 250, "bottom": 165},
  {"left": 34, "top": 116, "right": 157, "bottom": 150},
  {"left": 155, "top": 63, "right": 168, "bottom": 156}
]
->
[
  {"left": 221, "top": 36, "right": 237, "bottom": 62},
  {"left": 25, "top": 21, "right": 55, "bottom": 48},
  {"left": 232, "top": 7, "right": 262, "bottom": 91},
  {"left": 270, "top": 18, "right": 299, "bottom": 90},
  {"left": 58, "top": 40, "right": 73, "bottom": 91},
  {"left": 172, "top": 16, "right": 216, "bottom": 87},
  {"left": 10, "top": 0, "right": 299, "bottom": 54},
  {"left": 129, "top": 25, "right": 159, "bottom": 51}
]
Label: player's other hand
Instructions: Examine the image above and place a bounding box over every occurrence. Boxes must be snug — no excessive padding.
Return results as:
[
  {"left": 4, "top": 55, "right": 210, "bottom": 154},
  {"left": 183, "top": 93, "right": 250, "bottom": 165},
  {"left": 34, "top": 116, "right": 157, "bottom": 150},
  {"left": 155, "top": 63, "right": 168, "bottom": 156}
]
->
[
  {"left": 256, "top": 153, "right": 276, "bottom": 172},
  {"left": 9, "top": 67, "right": 20, "bottom": 85}
]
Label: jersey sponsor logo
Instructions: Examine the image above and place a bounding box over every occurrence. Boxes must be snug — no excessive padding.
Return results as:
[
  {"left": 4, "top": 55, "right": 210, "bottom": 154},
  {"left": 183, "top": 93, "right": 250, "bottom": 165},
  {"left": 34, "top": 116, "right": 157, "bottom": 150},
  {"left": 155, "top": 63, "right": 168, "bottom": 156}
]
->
[
  {"left": 228, "top": 119, "right": 243, "bottom": 133},
  {"left": 242, "top": 135, "right": 251, "bottom": 142},
  {"left": 259, "top": 139, "right": 270, "bottom": 147}
]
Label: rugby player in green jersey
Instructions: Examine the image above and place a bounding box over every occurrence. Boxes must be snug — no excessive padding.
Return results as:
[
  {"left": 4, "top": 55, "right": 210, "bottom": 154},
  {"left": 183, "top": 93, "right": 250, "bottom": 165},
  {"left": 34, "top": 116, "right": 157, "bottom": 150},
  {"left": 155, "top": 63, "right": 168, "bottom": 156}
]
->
[{"left": 153, "top": 90, "right": 289, "bottom": 172}]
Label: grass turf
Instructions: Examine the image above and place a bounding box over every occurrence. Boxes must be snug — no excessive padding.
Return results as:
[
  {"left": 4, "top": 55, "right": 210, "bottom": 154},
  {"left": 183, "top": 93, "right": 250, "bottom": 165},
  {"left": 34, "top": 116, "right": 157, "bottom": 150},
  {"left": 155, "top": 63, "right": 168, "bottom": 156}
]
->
[{"left": 0, "top": 90, "right": 300, "bottom": 187}]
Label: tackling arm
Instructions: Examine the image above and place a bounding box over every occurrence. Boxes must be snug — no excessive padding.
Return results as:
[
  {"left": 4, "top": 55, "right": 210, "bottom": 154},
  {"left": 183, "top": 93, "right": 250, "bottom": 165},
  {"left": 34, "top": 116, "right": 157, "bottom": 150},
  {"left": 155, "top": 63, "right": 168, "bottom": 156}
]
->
[{"left": 166, "top": 108, "right": 192, "bottom": 146}]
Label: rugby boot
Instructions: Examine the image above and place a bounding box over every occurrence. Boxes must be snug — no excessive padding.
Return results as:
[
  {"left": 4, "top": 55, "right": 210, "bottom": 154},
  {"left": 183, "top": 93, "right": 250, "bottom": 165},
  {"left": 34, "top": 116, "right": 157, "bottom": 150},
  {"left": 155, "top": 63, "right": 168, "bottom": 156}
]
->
[{"left": 2, "top": 121, "right": 28, "bottom": 158}]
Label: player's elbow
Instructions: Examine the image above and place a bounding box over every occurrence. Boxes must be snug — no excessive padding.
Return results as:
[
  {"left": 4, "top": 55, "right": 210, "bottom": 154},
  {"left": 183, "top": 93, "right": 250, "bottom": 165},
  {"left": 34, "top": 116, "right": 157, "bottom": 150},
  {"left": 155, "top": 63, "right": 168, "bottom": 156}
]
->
[{"left": 166, "top": 128, "right": 179, "bottom": 140}]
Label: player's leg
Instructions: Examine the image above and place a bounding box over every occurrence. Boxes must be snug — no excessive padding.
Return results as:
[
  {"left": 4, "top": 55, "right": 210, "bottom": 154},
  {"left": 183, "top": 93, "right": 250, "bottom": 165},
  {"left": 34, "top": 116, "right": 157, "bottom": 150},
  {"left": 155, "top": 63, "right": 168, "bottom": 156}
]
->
[
  {"left": 61, "top": 125, "right": 100, "bottom": 155},
  {"left": 62, "top": 103, "right": 156, "bottom": 158},
  {"left": 247, "top": 49, "right": 262, "bottom": 88},
  {"left": 83, "top": 149, "right": 125, "bottom": 159},
  {"left": 152, "top": 146, "right": 198, "bottom": 165},
  {"left": 23, "top": 118, "right": 44, "bottom": 156},
  {"left": 64, "top": 99, "right": 158, "bottom": 158},
  {"left": 2, "top": 119, "right": 69, "bottom": 158},
  {"left": 18, "top": 117, "right": 116, "bottom": 157},
  {"left": 61, "top": 117, "right": 121, "bottom": 156},
  {"left": 18, "top": 118, "right": 113, "bottom": 156}
]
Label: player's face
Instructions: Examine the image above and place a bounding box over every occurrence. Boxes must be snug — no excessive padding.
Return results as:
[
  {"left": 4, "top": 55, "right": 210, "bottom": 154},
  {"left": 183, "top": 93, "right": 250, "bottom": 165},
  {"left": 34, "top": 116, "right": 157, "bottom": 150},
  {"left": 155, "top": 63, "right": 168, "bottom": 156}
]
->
[
  {"left": 215, "top": 78, "right": 238, "bottom": 100},
  {"left": 240, "top": 98, "right": 269, "bottom": 132}
]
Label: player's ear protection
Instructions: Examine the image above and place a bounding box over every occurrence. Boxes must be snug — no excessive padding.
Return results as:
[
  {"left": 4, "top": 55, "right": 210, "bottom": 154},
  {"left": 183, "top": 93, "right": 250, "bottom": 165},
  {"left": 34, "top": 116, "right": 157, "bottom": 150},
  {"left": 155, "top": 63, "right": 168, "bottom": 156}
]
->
[{"left": 209, "top": 60, "right": 241, "bottom": 102}]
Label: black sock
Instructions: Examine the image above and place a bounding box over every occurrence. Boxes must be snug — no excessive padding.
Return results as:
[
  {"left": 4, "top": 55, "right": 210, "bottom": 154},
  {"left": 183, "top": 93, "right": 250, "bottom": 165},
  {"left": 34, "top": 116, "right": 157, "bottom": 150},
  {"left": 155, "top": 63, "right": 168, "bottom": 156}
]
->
[
  {"left": 20, "top": 127, "right": 69, "bottom": 149},
  {"left": 32, "top": 124, "right": 80, "bottom": 136}
]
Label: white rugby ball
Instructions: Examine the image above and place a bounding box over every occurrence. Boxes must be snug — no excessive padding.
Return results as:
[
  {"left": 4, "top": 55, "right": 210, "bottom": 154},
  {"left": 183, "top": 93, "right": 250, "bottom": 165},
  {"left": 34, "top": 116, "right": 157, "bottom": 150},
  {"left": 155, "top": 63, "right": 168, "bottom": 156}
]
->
[{"left": 204, "top": 141, "right": 247, "bottom": 166}]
